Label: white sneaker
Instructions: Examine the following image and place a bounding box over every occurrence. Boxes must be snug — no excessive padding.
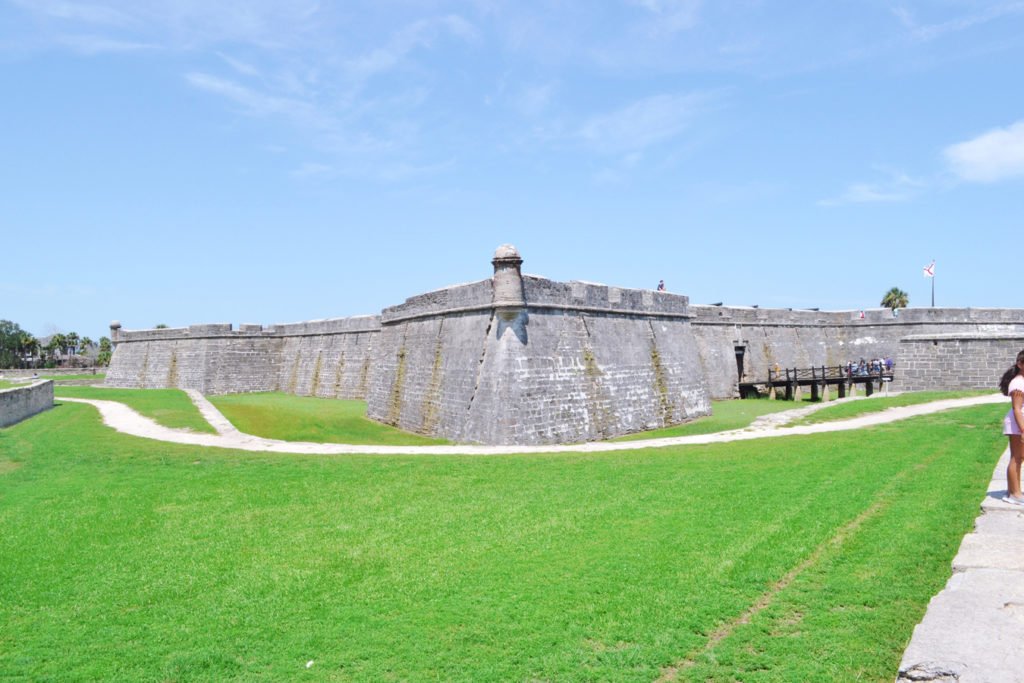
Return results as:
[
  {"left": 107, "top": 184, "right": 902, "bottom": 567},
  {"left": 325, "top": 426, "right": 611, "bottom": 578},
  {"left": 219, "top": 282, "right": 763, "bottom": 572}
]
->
[{"left": 1002, "top": 495, "right": 1024, "bottom": 506}]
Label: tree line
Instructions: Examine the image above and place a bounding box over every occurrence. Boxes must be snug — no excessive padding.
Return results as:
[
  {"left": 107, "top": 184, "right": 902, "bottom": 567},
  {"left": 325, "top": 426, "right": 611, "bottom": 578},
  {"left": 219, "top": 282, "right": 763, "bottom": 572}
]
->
[{"left": 0, "top": 320, "right": 111, "bottom": 369}]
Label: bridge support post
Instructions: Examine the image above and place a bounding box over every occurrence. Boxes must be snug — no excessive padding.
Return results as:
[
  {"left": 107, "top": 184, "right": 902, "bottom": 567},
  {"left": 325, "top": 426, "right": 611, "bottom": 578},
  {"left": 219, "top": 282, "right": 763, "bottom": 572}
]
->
[
  {"left": 794, "top": 383, "right": 803, "bottom": 402},
  {"left": 838, "top": 381, "right": 846, "bottom": 399},
  {"left": 822, "top": 382, "right": 830, "bottom": 402},
  {"left": 785, "top": 382, "right": 793, "bottom": 401},
  {"left": 865, "top": 380, "right": 874, "bottom": 397},
  {"left": 769, "top": 385, "right": 776, "bottom": 400},
  {"left": 810, "top": 382, "right": 819, "bottom": 401}
]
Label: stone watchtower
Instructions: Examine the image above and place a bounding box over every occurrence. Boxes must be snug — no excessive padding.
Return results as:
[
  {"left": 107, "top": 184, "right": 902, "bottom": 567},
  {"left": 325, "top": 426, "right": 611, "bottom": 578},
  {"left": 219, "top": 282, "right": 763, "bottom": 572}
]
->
[{"left": 491, "top": 244, "right": 525, "bottom": 322}]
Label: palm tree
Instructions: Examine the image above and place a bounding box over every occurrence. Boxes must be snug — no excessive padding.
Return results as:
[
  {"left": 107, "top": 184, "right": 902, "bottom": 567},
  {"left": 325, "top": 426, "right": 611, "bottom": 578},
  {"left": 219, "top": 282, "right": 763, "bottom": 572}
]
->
[
  {"left": 79, "top": 336, "right": 93, "bottom": 355},
  {"left": 65, "top": 332, "right": 80, "bottom": 358},
  {"left": 18, "top": 332, "right": 37, "bottom": 368},
  {"left": 880, "top": 287, "right": 909, "bottom": 311}
]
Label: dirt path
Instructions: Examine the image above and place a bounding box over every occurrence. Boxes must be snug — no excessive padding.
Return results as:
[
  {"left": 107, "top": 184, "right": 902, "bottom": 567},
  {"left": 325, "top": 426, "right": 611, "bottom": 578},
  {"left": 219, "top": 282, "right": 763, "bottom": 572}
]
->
[{"left": 58, "top": 393, "right": 1006, "bottom": 455}]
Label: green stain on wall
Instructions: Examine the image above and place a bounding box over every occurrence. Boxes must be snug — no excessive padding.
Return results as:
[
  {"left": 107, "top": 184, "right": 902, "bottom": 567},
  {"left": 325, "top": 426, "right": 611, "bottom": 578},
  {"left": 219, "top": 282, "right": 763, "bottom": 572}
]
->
[
  {"left": 386, "top": 347, "right": 407, "bottom": 426},
  {"left": 167, "top": 349, "right": 179, "bottom": 388},
  {"left": 650, "top": 344, "right": 675, "bottom": 425},
  {"left": 421, "top": 339, "right": 445, "bottom": 433},
  {"left": 311, "top": 351, "right": 323, "bottom": 397},
  {"left": 140, "top": 346, "right": 150, "bottom": 387},
  {"left": 287, "top": 352, "right": 300, "bottom": 395},
  {"left": 333, "top": 352, "right": 346, "bottom": 398},
  {"left": 582, "top": 346, "right": 612, "bottom": 439}
]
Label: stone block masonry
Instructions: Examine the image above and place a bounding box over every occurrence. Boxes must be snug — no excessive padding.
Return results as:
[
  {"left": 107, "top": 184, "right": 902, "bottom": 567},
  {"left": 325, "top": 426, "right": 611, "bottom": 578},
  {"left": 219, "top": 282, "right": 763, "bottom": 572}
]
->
[
  {"left": 364, "top": 260, "right": 710, "bottom": 445},
  {"left": 899, "top": 334, "right": 1024, "bottom": 392},
  {"left": 106, "top": 244, "right": 1024, "bottom": 444},
  {"left": 690, "top": 305, "right": 1024, "bottom": 398},
  {"left": 0, "top": 380, "right": 54, "bottom": 428},
  {"left": 106, "top": 317, "right": 380, "bottom": 397}
]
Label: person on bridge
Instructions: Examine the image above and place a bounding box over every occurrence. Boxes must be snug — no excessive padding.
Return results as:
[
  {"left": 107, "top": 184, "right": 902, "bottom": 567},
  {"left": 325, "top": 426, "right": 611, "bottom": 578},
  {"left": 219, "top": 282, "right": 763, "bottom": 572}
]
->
[{"left": 999, "top": 349, "right": 1024, "bottom": 506}]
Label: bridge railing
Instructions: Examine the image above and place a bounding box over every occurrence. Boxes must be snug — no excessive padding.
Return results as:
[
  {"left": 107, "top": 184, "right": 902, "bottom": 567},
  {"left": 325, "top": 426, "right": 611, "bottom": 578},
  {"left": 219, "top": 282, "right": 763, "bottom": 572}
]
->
[{"left": 767, "top": 365, "right": 893, "bottom": 383}]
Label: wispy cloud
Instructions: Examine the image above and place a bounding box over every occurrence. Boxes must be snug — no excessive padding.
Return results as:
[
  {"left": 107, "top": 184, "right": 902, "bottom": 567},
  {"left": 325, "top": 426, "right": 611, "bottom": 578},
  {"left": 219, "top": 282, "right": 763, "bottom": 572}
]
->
[
  {"left": 627, "top": 0, "right": 702, "bottom": 34},
  {"left": 217, "top": 52, "right": 260, "bottom": 78},
  {"left": 579, "top": 91, "right": 714, "bottom": 154},
  {"left": 57, "top": 34, "right": 157, "bottom": 54},
  {"left": 184, "top": 72, "right": 332, "bottom": 130},
  {"left": 12, "top": 0, "right": 132, "bottom": 27},
  {"left": 892, "top": 2, "right": 1024, "bottom": 41},
  {"left": 819, "top": 168, "right": 925, "bottom": 206},
  {"left": 944, "top": 120, "right": 1024, "bottom": 183},
  {"left": 289, "top": 162, "right": 333, "bottom": 179},
  {"left": 345, "top": 15, "right": 477, "bottom": 84}
]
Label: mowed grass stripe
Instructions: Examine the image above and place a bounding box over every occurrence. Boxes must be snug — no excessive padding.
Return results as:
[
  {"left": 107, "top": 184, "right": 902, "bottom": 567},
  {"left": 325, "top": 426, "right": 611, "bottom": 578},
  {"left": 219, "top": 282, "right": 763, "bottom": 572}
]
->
[{"left": 0, "top": 403, "right": 1003, "bottom": 681}]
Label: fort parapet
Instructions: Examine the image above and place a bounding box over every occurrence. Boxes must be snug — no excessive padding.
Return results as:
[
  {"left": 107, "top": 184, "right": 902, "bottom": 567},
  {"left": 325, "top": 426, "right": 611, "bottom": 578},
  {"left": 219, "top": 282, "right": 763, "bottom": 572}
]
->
[
  {"left": 106, "top": 246, "right": 1024, "bottom": 444},
  {"left": 106, "top": 317, "right": 380, "bottom": 397}
]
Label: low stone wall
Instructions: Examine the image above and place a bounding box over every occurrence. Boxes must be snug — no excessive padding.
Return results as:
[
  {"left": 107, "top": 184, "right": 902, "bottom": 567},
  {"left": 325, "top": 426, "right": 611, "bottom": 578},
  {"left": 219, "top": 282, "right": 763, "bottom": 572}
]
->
[
  {"left": 0, "top": 368, "right": 104, "bottom": 378},
  {"left": 0, "top": 380, "right": 54, "bottom": 428},
  {"left": 898, "top": 334, "right": 1024, "bottom": 392}
]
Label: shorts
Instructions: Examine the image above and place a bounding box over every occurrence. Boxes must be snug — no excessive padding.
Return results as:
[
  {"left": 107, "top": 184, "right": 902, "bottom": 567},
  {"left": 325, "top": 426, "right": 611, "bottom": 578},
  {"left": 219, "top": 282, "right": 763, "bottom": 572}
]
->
[{"left": 1005, "top": 410, "right": 1022, "bottom": 436}]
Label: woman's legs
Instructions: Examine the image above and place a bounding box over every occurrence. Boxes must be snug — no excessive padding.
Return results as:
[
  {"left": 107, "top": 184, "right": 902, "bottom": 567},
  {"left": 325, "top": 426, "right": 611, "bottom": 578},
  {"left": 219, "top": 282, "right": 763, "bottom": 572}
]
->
[{"left": 1008, "top": 435, "right": 1024, "bottom": 499}]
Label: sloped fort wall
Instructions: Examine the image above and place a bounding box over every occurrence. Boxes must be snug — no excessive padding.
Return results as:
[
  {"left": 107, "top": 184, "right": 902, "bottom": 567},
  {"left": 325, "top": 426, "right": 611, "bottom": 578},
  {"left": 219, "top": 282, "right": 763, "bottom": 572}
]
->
[
  {"left": 364, "top": 274, "right": 710, "bottom": 445},
  {"left": 106, "top": 245, "right": 1024, "bottom": 444},
  {"left": 105, "top": 317, "right": 380, "bottom": 398}
]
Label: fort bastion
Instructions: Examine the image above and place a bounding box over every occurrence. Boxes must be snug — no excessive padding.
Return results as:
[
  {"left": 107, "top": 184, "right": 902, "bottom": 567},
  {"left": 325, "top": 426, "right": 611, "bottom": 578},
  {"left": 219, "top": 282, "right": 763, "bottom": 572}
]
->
[{"left": 106, "top": 246, "right": 1024, "bottom": 445}]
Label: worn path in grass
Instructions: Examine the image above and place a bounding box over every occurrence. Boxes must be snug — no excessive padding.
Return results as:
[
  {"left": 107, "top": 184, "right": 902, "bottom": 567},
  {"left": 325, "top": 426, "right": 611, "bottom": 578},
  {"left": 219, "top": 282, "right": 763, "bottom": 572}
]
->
[{"left": 60, "top": 392, "right": 1006, "bottom": 455}]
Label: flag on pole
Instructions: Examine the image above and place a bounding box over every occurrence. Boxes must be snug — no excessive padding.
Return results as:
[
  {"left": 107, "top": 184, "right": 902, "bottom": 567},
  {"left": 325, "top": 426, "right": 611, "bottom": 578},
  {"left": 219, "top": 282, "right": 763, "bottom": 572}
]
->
[{"left": 923, "top": 261, "right": 935, "bottom": 278}]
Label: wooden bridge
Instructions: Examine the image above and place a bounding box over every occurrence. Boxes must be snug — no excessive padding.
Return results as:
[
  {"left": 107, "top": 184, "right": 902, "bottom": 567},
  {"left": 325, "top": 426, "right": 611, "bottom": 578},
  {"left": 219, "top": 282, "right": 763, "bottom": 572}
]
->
[{"left": 738, "top": 365, "right": 894, "bottom": 401}]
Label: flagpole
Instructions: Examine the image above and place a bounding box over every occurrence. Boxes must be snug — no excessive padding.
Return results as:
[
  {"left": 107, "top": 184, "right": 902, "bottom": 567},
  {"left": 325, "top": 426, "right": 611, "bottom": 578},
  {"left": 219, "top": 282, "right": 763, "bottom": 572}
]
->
[{"left": 931, "top": 272, "right": 935, "bottom": 307}]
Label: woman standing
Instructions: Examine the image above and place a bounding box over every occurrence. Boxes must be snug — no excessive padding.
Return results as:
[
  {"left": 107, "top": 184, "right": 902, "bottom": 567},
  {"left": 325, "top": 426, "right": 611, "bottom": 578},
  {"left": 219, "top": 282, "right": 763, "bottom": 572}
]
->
[{"left": 1000, "top": 350, "right": 1024, "bottom": 505}]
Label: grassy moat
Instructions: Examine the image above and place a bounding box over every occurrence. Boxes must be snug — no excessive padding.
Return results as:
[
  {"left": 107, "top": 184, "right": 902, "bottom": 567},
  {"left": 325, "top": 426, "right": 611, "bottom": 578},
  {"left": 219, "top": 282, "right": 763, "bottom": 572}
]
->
[{"left": 0, "top": 388, "right": 1006, "bottom": 680}]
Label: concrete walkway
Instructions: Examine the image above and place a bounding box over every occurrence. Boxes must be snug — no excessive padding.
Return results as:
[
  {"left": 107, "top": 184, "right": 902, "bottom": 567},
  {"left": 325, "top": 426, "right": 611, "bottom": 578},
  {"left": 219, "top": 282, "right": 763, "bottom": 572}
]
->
[
  {"left": 897, "top": 446, "right": 1024, "bottom": 683},
  {"left": 57, "top": 392, "right": 1016, "bottom": 680}
]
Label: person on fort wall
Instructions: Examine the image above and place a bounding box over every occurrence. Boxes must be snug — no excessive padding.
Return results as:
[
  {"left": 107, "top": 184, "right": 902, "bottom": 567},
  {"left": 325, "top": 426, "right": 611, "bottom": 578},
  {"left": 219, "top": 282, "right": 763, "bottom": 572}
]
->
[
  {"left": 657, "top": 279, "right": 665, "bottom": 292},
  {"left": 999, "top": 349, "right": 1024, "bottom": 505}
]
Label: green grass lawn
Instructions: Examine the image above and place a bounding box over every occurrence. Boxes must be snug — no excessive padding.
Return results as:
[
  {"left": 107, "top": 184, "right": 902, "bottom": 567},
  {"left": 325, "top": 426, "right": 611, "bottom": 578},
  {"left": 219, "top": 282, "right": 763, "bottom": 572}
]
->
[
  {"left": 209, "top": 392, "right": 449, "bottom": 446},
  {"left": 789, "top": 390, "right": 996, "bottom": 426},
  {"left": 612, "top": 399, "right": 807, "bottom": 441},
  {"left": 41, "top": 373, "right": 106, "bottom": 382},
  {"left": 0, "top": 400, "right": 1005, "bottom": 681},
  {"left": 54, "top": 385, "right": 217, "bottom": 433}
]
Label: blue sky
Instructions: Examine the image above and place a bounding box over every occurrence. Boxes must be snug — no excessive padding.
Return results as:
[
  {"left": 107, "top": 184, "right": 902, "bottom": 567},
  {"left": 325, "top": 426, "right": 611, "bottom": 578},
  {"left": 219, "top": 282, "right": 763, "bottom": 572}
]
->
[{"left": 2, "top": 1, "right": 1023, "bottom": 340}]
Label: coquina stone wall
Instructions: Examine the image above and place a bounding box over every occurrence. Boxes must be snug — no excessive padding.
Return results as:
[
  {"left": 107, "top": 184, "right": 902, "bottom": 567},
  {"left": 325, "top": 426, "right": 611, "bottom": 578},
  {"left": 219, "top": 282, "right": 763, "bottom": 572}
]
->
[
  {"left": 0, "top": 380, "right": 54, "bottom": 428},
  {"left": 898, "top": 334, "right": 1024, "bottom": 392},
  {"left": 690, "top": 306, "right": 1024, "bottom": 398},
  {"left": 365, "top": 276, "right": 710, "bottom": 445},
  {"left": 106, "top": 317, "right": 380, "bottom": 397},
  {"left": 105, "top": 245, "right": 1024, "bottom": 444}
]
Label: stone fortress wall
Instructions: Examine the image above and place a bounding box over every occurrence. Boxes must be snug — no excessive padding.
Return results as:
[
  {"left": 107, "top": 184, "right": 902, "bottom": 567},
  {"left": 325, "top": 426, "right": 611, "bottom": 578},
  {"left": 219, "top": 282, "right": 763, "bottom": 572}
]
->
[
  {"left": 364, "top": 267, "right": 710, "bottom": 445},
  {"left": 689, "top": 306, "right": 1024, "bottom": 398},
  {"left": 106, "top": 317, "right": 380, "bottom": 398},
  {"left": 105, "top": 245, "right": 1024, "bottom": 444}
]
